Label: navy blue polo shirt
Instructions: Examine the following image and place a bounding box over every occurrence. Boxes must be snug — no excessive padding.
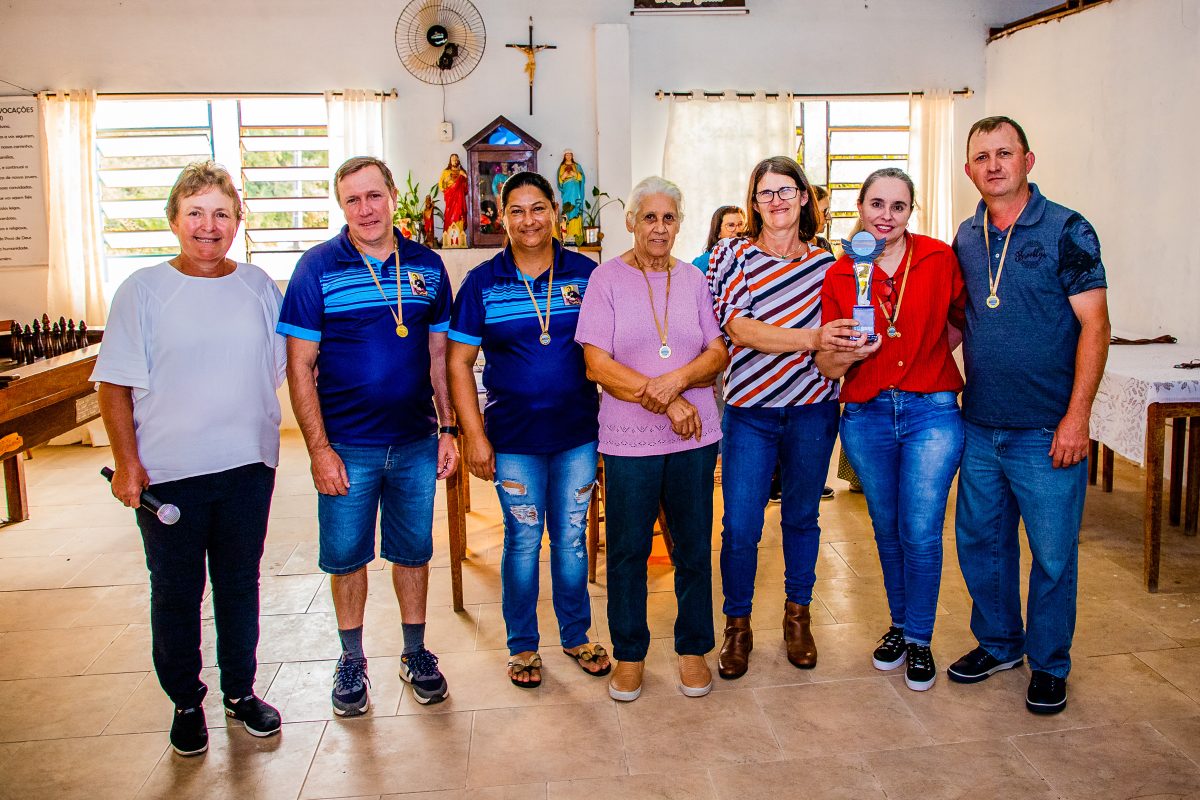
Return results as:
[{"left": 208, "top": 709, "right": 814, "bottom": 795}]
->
[
  {"left": 449, "top": 243, "right": 599, "bottom": 454},
  {"left": 952, "top": 184, "right": 1106, "bottom": 429},
  {"left": 278, "top": 226, "right": 451, "bottom": 446}
]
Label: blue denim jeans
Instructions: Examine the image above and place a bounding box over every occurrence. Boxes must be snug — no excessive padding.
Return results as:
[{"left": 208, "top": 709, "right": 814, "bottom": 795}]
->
[
  {"left": 494, "top": 441, "right": 598, "bottom": 655},
  {"left": 604, "top": 443, "right": 718, "bottom": 662},
  {"left": 954, "top": 421, "right": 1087, "bottom": 678},
  {"left": 719, "top": 401, "right": 839, "bottom": 616},
  {"left": 840, "top": 390, "right": 964, "bottom": 645},
  {"left": 317, "top": 437, "right": 438, "bottom": 574}
]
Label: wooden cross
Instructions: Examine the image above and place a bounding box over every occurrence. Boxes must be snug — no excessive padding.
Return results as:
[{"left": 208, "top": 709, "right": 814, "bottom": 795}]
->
[{"left": 506, "top": 17, "right": 556, "bottom": 115}]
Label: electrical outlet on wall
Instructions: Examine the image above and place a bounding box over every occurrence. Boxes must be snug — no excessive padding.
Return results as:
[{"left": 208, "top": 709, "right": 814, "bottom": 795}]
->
[{"left": 437, "top": 122, "right": 453, "bottom": 142}]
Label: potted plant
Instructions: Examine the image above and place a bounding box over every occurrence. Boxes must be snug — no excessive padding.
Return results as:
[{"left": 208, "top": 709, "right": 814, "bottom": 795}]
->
[
  {"left": 392, "top": 172, "right": 441, "bottom": 245},
  {"left": 564, "top": 186, "right": 624, "bottom": 247}
]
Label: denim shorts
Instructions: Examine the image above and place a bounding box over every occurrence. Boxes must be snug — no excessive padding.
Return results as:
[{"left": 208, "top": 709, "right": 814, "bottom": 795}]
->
[{"left": 317, "top": 437, "right": 438, "bottom": 574}]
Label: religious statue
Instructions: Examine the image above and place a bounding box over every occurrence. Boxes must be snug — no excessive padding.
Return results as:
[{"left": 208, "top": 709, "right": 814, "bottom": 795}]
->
[
  {"left": 422, "top": 194, "right": 437, "bottom": 249},
  {"left": 558, "top": 150, "right": 585, "bottom": 242},
  {"left": 439, "top": 153, "right": 468, "bottom": 248},
  {"left": 491, "top": 163, "right": 510, "bottom": 201}
]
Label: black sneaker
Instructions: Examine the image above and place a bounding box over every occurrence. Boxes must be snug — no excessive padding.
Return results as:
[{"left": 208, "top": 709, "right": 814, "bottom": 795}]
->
[
  {"left": 872, "top": 626, "right": 907, "bottom": 671},
  {"left": 399, "top": 648, "right": 449, "bottom": 704},
  {"left": 947, "top": 646, "right": 1024, "bottom": 684},
  {"left": 332, "top": 653, "right": 371, "bottom": 716},
  {"left": 170, "top": 705, "right": 208, "bottom": 756},
  {"left": 223, "top": 694, "right": 281, "bottom": 737},
  {"left": 821, "top": 485, "right": 835, "bottom": 500},
  {"left": 1026, "top": 670, "right": 1067, "bottom": 714},
  {"left": 905, "top": 643, "right": 936, "bottom": 691}
]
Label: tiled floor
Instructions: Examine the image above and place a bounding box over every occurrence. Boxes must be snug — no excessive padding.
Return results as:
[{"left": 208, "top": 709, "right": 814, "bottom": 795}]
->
[{"left": 1, "top": 432, "right": 1199, "bottom": 799}]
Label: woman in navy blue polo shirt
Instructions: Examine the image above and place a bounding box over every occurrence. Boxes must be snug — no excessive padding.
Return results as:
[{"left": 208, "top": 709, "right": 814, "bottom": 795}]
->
[{"left": 447, "top": 171, "right": 609, "bottom": 688}]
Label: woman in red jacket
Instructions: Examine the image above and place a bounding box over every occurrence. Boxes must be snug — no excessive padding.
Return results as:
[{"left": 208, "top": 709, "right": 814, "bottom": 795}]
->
[{"left": 815, "top": 167, "right": 965, "bottom": 693}]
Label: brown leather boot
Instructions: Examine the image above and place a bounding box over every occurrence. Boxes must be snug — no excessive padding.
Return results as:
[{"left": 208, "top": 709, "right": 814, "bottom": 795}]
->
[
  {"left": 718, "top": 615, "right": 753, "bottom": 679},
  {"left": 783, "top": 601, "right": 817, "bottom": 668}
]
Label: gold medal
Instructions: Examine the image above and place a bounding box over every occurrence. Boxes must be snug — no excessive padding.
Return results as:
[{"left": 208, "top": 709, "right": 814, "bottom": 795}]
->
[
  {"left": 886, "top": 325, "right": 900, "bottom": 338},
  {"left": 986, "top": 294, "right": 1000, "bottom": 309},
  {"left": 396, "top": 324, "right": 409, "bottom": 337},
  {"left": 659, "top": 345, "right": 672, "bottom": 359},
  {"left": 539, "top": 332, "right": 551, "bottom": 345}
]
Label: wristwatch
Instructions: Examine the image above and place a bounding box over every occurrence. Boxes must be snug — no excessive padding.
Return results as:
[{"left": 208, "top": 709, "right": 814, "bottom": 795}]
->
[{"left": 438, "top": 425, "right": 460, "bottom": 436}]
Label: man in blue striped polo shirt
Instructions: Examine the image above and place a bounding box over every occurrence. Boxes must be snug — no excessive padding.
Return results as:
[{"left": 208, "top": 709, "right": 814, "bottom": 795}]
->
[{"left": 278, "top": 156, "right": 458, "bottom": 714}]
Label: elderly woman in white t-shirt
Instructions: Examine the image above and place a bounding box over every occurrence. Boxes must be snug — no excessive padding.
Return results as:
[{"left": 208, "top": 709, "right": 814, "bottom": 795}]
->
[{"left": 93, "top": 161, "right": 287, "bottom": 757}]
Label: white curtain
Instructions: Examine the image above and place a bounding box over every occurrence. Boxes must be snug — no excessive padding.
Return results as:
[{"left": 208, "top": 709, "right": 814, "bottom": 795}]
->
[
  {"left": 325, "top": 89, "right": 384, "bottom": 166},
  {"left": 662, "top": 94, "right": 795, "bottom": 260},
  {"left": 39, "top": 89, "right": 107, "bottom": 323},
  {"left": 908, "top": 89, "right": 956, "bottom": 243}
]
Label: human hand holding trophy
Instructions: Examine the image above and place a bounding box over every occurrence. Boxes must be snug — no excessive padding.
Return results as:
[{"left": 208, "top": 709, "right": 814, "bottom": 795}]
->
[{"left": 841, "top": 231, "right": 886, "bottom": 344}]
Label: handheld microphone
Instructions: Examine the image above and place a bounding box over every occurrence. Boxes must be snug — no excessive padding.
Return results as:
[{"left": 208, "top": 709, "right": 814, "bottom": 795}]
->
[{"left": 100, "top": 467, "right": 181, "bottom": 525}]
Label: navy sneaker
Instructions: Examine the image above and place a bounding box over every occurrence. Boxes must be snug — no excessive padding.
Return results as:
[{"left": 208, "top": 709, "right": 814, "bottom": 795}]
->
[
  {"left": 399, "top": 648, "right": 449, "bottom": 704},
  {"left": 872, "top": 626, "right": 907, "bottom": 671},
  {"left": 332, "top": 654, "right": 370, "bottom": 716},
  {"left": 1026, "top": 670, "right": 1067, "bottom": 714},
  {"left": 947, "top": 646, "right": 1023, "bottom": 684},
  {"left": 223, "top": 694, "right": 281, "bottom": 737},
  {"left": 170, "top": 705, "right": 208, "bottom": 756}
]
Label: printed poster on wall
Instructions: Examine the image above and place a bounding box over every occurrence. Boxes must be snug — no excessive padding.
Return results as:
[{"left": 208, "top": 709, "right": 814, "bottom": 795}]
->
[{"left": 0, "top": 96, "right": 48, "bottom": 268}]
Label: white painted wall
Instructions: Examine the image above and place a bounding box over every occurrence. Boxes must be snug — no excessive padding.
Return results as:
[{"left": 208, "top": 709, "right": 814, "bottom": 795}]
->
[
  {"left": 984, "top": 0, "right": 1200, "bottom": 344},
  {"left": 0, "top": 0, "right": 1046, "bottom": 318}
]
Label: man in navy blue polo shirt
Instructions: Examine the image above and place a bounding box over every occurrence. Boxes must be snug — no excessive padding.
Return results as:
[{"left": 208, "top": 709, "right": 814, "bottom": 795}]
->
[
  {"left": 948, "top": 117, "right": 1110, "bottom": 715},
  {"left": 278, "top": 156, "right": 458, "bottom": 714}
]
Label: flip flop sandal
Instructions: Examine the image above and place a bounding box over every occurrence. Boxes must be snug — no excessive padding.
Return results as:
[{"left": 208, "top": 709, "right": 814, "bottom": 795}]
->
[
  {"left": 563, "top": 642, "right": 611, "bottom": 677},
  {"left": 507, "top": 652, "right": 543, "bottom": 688}
]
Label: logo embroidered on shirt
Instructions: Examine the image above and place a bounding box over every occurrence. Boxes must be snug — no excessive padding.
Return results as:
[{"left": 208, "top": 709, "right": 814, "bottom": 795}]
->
[
  {"left": 408, "top": 271, "right": 428, "bottom": 296},
  {"left": 1015, "top": 241, "right": 1046, "bottom": 267}
]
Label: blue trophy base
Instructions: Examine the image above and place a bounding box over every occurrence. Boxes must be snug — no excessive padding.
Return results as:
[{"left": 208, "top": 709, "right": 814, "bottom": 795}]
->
[{"left": 853, "top": 305, "right": 878, "bottom": 344}]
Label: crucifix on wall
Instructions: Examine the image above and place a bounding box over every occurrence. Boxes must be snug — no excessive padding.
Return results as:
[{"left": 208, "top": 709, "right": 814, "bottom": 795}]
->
[{"left": 506, "top": 17, "right": 556, "bottom": 114}]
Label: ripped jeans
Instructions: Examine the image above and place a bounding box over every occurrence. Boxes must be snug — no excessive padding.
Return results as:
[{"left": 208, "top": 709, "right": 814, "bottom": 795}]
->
[{"left": 494, "top": 441, "right": 598, "bottom": 655}]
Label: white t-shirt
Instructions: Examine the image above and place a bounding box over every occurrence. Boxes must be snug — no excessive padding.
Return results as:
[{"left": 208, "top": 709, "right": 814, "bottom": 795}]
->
[{"left": 91, "top": 261, "right": 287, "bottom": 484}]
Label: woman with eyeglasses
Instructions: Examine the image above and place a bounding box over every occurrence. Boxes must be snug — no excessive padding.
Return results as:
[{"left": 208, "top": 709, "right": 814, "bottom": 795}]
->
[
  {"left": 707, "top": 156, "right": 860, "bottom": 681},
  {"left": 815, "top": 167, "right": 966, "bottom": 692}
]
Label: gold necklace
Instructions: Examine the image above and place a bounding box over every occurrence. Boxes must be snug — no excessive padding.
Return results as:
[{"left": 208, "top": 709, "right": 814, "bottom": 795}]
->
[
  {"left": 981, "top": 198, "right": 1029, "bottom": 310},
  {"left": 517, "top": 252, "right": 555, "bottom": 346},
  {"left": 756, "top": 238, "right": 807, "bottom": 260},
  {"left": 354, "top": 237, "right": 406, "bottom": 337},
  {"left": 632, "top": 254, "right": 673, "bottom": 359}
]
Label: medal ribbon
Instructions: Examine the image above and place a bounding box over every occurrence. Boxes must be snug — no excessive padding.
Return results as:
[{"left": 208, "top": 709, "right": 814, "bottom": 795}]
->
[
  {"left": 519, "top": 256, "right": 555, "bottom": 343},
  {"left": 356, "top": 239, "right": 404, "bottom": 333},
  {"left": 874, "top": 233, "right": 914, "bottom": 330},
  {"left": 634, "top": 255, "right": 672, "bottom": 353},
  {"left": 982, "top": 198, "right": 1029, "bottom": 306}
]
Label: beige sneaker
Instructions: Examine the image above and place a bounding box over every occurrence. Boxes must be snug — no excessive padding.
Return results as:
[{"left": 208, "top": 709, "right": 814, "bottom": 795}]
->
[
  {"left": 608, "top": 660, "right": 644, "bottom": 702},
  {"left": 678, "top": 654, "right": 713, "bottom": 697}
]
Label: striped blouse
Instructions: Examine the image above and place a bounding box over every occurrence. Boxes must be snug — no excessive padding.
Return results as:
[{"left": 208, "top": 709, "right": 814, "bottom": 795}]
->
[{"left": 707, "top": 236, "right": 839, "bottom": 407}]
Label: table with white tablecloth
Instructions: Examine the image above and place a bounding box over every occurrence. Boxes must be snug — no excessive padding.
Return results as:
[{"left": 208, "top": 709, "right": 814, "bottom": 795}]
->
[{"left": 1089, "top": 343, "right": 1200, "bottom": 591}]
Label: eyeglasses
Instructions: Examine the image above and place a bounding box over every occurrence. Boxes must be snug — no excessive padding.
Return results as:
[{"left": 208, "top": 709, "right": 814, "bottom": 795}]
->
[{"left": 754, "top": 186, "right": 803, "bottom": 204}]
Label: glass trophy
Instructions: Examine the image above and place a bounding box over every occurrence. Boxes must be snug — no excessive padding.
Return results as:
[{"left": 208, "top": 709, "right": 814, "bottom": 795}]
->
[{"left": 841, "top": 231, "right": 886, "bottom": 343}]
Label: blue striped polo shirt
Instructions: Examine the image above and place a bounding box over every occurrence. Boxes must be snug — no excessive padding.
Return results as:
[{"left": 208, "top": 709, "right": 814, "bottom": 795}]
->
[
  {"left": 449, "top": 242, "right": 598, "bottom": 454},
  {"left": 278, "top": 226, "right": 451, "bottom": 446}
]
